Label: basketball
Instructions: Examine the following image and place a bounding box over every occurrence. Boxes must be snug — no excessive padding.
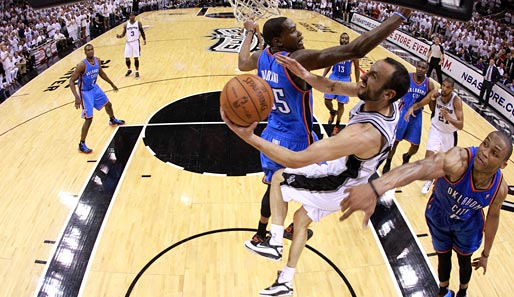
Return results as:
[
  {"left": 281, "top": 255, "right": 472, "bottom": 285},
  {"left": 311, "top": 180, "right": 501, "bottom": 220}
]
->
[{"left": 220, "top": 74, "right": 274, "bottom": 127}]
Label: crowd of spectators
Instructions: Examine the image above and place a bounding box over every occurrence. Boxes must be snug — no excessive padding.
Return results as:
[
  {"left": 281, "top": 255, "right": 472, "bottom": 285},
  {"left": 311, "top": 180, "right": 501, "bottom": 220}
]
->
[
  {"left": 354, "top": 0, "right": 514, "bottom": 91},
  {"left": 1, "top": 0, "right": 514, "bottom": 103},
  {"left": 0, "top": 0, "right": 169, "bottom": 101}
]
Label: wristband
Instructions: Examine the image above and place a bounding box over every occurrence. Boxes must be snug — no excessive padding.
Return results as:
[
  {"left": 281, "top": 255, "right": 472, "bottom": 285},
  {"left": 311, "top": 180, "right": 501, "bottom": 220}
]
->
[
  {"left": 393, "top": 11, "right": 408, "bottom": 22},
  {"left": 246, "top": 29, "right": 255, "bottom": 35},
  {"left": 369, "top": 180, "right": 380, "bottom": 199}
]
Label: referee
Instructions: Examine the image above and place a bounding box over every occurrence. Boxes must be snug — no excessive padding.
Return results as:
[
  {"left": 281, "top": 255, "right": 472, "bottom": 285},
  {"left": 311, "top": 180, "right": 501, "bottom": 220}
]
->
[{"left": 426, "top": 36, "right": 444, "bottom": 84}]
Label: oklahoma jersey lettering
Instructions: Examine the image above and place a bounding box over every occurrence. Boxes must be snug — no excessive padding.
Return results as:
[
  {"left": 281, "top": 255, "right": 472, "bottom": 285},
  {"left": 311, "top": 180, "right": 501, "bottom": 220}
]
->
[
  {"left": 79, "top": 57, "right": 99, "bottom": 91},
  {"left": 258, "top": 49, "right": 314, "bottom": 143},
  {"left": 430, "top": 146, "right": 503, "bottom": 220},
  {"left": 400, "top": 73, "right": 429, "bottom": 115}
]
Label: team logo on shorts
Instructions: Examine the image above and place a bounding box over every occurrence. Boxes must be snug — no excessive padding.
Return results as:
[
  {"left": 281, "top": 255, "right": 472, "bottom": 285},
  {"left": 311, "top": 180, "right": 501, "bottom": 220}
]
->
[
  {"left": 286, "top": 175, "right": 296, "bottom": 185},
  {"left": 208, "top": 28, "right": 261, "bottom": 53}
]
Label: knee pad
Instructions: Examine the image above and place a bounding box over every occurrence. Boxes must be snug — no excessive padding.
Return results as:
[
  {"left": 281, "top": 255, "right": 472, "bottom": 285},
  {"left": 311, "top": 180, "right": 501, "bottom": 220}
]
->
[{"left": 260, "top": 185, "right": 271, "bottom": 218}]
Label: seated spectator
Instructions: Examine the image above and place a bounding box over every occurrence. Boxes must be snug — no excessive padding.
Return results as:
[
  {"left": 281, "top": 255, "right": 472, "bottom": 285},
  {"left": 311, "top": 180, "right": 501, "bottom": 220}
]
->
[
  {"left": 507, "top": 79, "right": 514, "bottom": 92},
  {"left": 499, "top": 73, "right": 510, "bottom": 85},
  {"left": 475, "top": 57, "right": 486, "bottom": 71}
]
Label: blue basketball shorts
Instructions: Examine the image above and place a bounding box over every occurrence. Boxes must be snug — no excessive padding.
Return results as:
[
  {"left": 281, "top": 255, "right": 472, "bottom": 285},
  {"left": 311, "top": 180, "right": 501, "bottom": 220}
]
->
[
  {"left": 395, "top": 112, "right": 422, "bottom": 144},
  {"left": 260, "top": 128, "right": 319, "bottom": 184},
  {"left": 324, "top": 93, "right": 349, "bottom": 104},
  {"left": 81, "top": 85, "right": 109, "bottom": 119},
  {"left": 425, "top": 197, "right": 484, "bottom": 255},
  {"left": 324, "top": 76, "right": 350, "bottom": 104}
]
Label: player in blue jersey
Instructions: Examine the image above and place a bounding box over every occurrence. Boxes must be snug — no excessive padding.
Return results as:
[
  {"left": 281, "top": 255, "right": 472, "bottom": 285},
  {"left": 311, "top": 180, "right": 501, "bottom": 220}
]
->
[
  {"left": 382, "top": 60, "right": 433, "bottom": 173},
  {"left": 237, "top": 9, "right": 412, "bottom": 248},
  {"left": 322, "top": 32, "right": 360, "bottom": 135},
  {"left": 224, "top": 54, "right": 410, "bottom": 296},
  {"left": 70, "top": 44, "right": 125, "bottom": 154},
  {"left": 341, "top": 131, "right": 512, "bottom": 297}
]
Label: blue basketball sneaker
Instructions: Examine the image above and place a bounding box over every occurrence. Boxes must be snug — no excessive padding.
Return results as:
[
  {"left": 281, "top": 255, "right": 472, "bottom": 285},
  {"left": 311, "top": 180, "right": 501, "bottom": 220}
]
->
[
  {"left": 78, "top": 142, "right": 92, "bottom": 154},
  {"left": 109, "top": 118, "right": 125, "bottom": 126}
]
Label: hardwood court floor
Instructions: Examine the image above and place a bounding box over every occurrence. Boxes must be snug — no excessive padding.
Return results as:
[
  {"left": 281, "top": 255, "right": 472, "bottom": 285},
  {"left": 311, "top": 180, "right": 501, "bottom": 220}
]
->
[{"left": 0, "top": 8, "right": 513, "bottom": 297}]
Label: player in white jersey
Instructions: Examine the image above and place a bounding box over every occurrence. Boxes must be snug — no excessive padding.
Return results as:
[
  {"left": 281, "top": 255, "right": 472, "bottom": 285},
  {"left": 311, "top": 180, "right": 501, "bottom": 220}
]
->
[
  {"left": 221, "top": 55, "right": 410, "bottom": 296},
  {"left": 116, "top": 12, "right": 146, "bottom": 78},
  {"left": 406, "top": 78, "right": 464, "bottom": 193}
]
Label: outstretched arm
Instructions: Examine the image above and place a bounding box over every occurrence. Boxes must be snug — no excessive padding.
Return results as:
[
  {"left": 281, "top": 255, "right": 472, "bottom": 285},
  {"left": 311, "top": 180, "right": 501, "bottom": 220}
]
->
[
  {"left": 293, "top": 8, "right": 411, "bottom": 71},
  {"left": 220, "top": 107, "right": 383, "bottom": 168},
  {"left": 340, "top": 146, "right": 469, "bottom": 227},
  {"left": 276, "top": 55, "right": 359, "bottom": 97},
  {"left": 238, "top": 20, "right": 261, "bottom": 71}
]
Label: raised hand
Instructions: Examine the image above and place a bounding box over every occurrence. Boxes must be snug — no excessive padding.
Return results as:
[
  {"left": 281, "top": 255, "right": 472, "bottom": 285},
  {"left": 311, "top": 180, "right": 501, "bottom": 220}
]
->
[{"left": 339, "top": 183, "right": 379, "bottom": 229}]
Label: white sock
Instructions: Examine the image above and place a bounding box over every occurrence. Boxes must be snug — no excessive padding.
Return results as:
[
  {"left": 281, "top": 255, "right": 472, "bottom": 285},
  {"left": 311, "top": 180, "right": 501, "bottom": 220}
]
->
[
  {"left": 278, "top": 266, "right": 295, "bottom": 283},
  {"left": 269, "top": 224, "right": 284, "bottom": 246}
]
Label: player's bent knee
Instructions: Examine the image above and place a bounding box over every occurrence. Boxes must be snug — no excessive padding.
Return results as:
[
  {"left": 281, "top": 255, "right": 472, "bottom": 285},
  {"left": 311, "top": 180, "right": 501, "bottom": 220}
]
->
[
  {"left": 271, "top": 169, "right": 285, "bottom": 184},
  {"left": 293, "top": 208, "right": 311, "bottom": 228}
]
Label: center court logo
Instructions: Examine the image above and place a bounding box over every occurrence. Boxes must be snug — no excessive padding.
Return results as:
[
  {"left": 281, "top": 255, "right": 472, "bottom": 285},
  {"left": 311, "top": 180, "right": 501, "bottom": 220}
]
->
[
  {"left": 44, "top": 59, "right": 111, "bottom": 92},
  {"left": 208, "top": 23, "right": 338, "bottom": 53},
  {"left": 208, "top": 28, "right": 261, "bottom": 53}
]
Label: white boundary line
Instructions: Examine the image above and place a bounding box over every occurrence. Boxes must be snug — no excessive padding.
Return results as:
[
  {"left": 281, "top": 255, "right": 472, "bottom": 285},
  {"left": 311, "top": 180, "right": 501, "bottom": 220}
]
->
[
  {"left": 145, "top": 121, "right": 268, "bottom": 126},
  {"left": 78, "top": 126, "right": 145, "bottom": 296},
  {"left": 393, "top": 193, "right": 439, "bottom": 281},
  {"left": 369, "top": 189, "right": 439, "bottom": 297},
  {"left": 33, "top": 127, "right": 119, "bottom": 297},
  {"left": 140, "top": 91, "right": 333, "bottom": 176},
  {"left": 369, "top": 218, "right": 403, "bottom": 297}
]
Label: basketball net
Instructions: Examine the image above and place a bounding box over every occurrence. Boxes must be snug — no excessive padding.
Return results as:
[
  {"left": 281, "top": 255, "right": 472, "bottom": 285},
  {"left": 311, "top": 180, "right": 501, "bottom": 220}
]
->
[{"left": 228, "top": 0, "right": 280, "bottom": 23}]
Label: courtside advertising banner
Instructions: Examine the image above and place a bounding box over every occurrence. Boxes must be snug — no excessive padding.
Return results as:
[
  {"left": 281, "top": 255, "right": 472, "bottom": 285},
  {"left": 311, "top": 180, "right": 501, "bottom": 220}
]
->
[{"left": 351, "top": 13, "right": 514, "bottom": 123}]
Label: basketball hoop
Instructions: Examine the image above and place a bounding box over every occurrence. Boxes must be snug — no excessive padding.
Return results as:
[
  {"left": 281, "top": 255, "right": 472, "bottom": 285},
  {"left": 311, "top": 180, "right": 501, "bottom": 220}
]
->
[{"left": 228, "top": 0, "right": 280, "bottom": 23}]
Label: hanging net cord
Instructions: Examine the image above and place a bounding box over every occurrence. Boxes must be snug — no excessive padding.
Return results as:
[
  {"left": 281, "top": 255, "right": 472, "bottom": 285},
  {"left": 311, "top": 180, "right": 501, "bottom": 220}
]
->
[{"left": 229, "top": 0, "right": 280, "bottom": 22}]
